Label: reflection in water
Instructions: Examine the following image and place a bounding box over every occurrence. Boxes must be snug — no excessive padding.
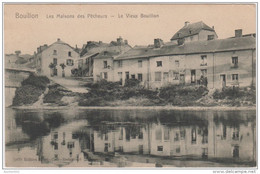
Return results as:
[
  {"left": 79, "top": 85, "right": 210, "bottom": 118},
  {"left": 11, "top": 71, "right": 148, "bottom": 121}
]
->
[{"left": 5, "top": 109, "right": 256, "bottom": 167}]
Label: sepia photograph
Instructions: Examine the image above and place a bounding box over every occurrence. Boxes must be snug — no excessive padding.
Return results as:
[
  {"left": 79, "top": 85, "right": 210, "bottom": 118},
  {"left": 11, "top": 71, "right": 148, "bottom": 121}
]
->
[{"left": 3, "top": 3, "right": 257, "bottom": 170}]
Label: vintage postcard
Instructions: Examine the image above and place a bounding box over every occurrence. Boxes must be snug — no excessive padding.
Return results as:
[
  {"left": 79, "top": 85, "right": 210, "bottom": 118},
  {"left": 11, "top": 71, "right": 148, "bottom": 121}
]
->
[{"left": 3, "top": 3, "right": 257, "bottom": 170}]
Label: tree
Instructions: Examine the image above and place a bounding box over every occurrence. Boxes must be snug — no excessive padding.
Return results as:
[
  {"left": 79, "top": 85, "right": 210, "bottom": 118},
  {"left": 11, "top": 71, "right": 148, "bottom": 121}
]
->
[
  {"left": 48, "top": 63, "right": 56, "bottom": 77},
  {"left": 60, "top": 63, "right": 66, "bottom": 77}
]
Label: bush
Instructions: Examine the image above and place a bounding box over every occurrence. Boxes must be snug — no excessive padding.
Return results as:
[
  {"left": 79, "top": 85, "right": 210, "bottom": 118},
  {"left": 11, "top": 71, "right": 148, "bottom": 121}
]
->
[
  {"left": 124, "top": 79, "right": 140, "bottom": 87},
  {"left": 213, "top": 87, "right": 256, "bottom": 105},
  {"left": 21, "top": 74, "right": 49, "bottom": 90},
  {"left": 12, "top": 85, "right": 45, "bottom": 106},
  {"left": 12, "top": 75, "right": 50, "bottom": 106},
  {"left": 159, "top": 85, "right": 208, "bottom": 106}
]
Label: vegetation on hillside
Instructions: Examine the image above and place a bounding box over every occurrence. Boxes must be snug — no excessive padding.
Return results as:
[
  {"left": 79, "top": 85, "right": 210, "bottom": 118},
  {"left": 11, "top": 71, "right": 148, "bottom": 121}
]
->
[
  {"left": 12, "top": 74, "right": 50, "bottom": 106},
  {"left": 12, "top": 76, "right": 256, "bottom": 107}
]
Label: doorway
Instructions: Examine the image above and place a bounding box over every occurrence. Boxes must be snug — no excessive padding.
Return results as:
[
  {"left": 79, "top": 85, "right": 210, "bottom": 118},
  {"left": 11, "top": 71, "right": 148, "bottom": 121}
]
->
[
  {"left": 220, "top": 74, "right": 226, "bottom": 88},
  {"left": 191, "top": 70, "right": 196, "bottom": 83}
]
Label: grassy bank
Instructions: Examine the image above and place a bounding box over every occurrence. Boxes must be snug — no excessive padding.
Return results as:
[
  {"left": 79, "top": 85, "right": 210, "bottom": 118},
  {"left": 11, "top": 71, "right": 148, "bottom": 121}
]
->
[
  {"left": 78, "top": 79, "right": 256, "bottom": 107},
  {"left": 12, "top": 77, "right": 256, "bottom": 107}
]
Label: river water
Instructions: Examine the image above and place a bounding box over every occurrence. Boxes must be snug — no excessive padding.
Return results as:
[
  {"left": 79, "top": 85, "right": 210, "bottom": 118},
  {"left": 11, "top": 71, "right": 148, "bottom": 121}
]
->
[{"left": 5, "top": 108, "right": 256, "bottom": 168}]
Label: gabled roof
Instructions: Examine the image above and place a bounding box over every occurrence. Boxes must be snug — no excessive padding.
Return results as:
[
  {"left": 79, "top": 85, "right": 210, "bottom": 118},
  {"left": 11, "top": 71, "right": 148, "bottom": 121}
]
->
[
  {"left": 171, "top": 21, "right": 215, "bottom": 41},
  {"left": 115, "top": 36, "right": 255, "bottom": 60},
  {"left": 36, "top": 39, "right": 79, "bottom": 55}
]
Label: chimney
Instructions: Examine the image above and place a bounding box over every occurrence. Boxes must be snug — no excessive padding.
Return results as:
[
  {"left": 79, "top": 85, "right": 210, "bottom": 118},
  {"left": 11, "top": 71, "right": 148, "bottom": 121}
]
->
[
  {"left": 37, "top": 47, "right": 40, "bottom": 53},
  {"left": 235, "top": 29, "right": 242, "bottom": 37},
  {"left": 185, "top": 21, "right": 190, "bottom": 27},
  {"left": 99, "top": 41, "right": 102, "bottom": 44},
  {"left": 57, "top": 38, "right": 61, "bottom": 41},
  {"left": 212, "top": 26, "right": 214, "bottom": 30},
  {"left": 75, "top": 44, "right": 78, "bottom": 49},
  {"left": 154, "top": 38, "right": 164, "bottom": 48},
  {"left": 117, "top": 36, "right": 123, "bottom": 44},
  {"left": 124, "top": 40, "right": 128, "bottom": 45}
]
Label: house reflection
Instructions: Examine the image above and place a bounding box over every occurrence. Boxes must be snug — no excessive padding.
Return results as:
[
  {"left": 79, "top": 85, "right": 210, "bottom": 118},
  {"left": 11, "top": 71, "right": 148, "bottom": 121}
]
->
[
  {"left": 7, "top": 109, "right": 255, "bottom": 166},
  {"left": 91, "top": 114, "right": 255, "bottom": 162}
]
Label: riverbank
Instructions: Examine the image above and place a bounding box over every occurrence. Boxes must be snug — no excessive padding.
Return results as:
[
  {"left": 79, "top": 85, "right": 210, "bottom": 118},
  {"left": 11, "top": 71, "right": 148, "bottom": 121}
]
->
[
  {"left": 10, "top": 105, "right": 256, "bottom": 111},
  {"left": 11, "top": 75, "right": 256, "bottom": 109}
]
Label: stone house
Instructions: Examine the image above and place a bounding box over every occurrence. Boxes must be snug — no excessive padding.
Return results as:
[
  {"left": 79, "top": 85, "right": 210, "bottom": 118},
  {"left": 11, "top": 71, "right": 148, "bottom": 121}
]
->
[
  {"left": 114, "top": 29, "right": 255, "bottom": 89},
  {"left": 170, "top": 21, "right": 218, "bottom": 44},
  {"left": 80, "top": 37, "right": 132, "bottom": 81},
  {"left": 35, "top": 38, "right": 80, "bottom": 78}
]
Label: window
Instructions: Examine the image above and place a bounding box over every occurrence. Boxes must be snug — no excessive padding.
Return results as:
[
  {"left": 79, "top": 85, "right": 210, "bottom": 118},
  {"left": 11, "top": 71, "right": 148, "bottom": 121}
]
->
[
  {"left": 119, "top": 128, "right": 123, "bottom": 140},
  {"left": 180, "top": 129, "right": 186, "bottom": 139},
  {"left": 131, "top": 74, "right": 135, "bottom": 79},
  {"left": 201, "top": 69, "right": 207, "bottom": 77},
  {"left": 156, "top": 61, "right": 162, "bottom": 67},
  {"left": 164, "top": 128, "right": 170, "bottom": 141},
  {"left": 208, "top": 35, "right": 214, "bottom": 40},
  {"left": 156, "top": 129, "right": 162, "bottom": 141},
  {"left": 67, "top": 142, "right": 75, "bottom": 149},
  {"left": 118, "top": 60, "right": 123, "bottom": 67},
  {"left": 105, "top": 133, "right": 108, "bottom": 141},
  {"left": 223, "top": 125, "right": 227, "bottom": 140},
  {"left": 175, "top": 60, "right": 180, "bottom": 67},
  {"left": 174, "top": 132, "right": 180, "bottom": 141},
  {"left": 232, "top": 128, "right": 239, "bottom": 141},
  {"left": 155, "top": 72, "right": 162, "bottom": 81},
  {"left": 191, "top": 128, "right": 196, "bottom": 144},
  {"left": 233, "top": 146, "right": 239, "bottom": 158},
  {"left": 202, "top": 148, "right": 208, "bottom": 158},
  {"left": 173, "top": 72, "right": 179, "bottom": 80},
  {"left": 118, "top": 72, "right": 122, "bottom": 84},
  {"left": 138, "top": 60, "right": 142, "bottom": 68},
  {"left": 53, "top": 58, "right": 57, "bottom": 65},
  {"left": 66, "top": 59, "right": 74, "bottom": 66},
  {"left": 104, "top": 143, "right": 109, "bottom": 152},
  {"left": 232, "top": 74, "right": 238, "bottom": 81},
  {"left": 103, "top": 72, "right": 108, "bottom": 80},
  {"left": 138, "top": 74, "right": 143, "bottom": 81},
  {"left": 125, "top": 72, "right": 129, "bottom": 80},
  {"left": 53, "top": 50, "right": 57, "bottom": 55},
  {"left": 157, "top": 146, "right": 163, "bottom": 152},
  {"left": 138, "top": 131, "right": 143, "bottom": 139},
  {"left": 69, "top": 151, "right": 72, "bottom": 157},
  {"left": 103, "top": 61, "right": 108, "bottom": 68},
  {"left": 54, "top": 143, "right": 58, "bottom": 150},
  {"left": 176, "top": 147, "right": 181, "bottom": 153},
  {"left": 68, "top": 51, "right": 72, "bottom": 57},
  {"left": 54, "top": 154, "right": 58, "bottom": 160},
  {"left": 201, "top": 55, "right": 207, "bottom": 66},
  {"left": 51, "top": 132, "right": 58, "bottom": 140},
  {"left": 191, "top": 70, "right": 196, "bottom": 83},
  {"left": 232, "top": 57, "right": 238, "bottom": 67}
]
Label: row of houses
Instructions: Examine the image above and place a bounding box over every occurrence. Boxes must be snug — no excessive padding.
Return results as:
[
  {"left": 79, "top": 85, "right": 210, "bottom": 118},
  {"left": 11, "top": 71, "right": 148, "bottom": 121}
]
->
[
  {"left": 34, "top": 21, "right": 256, "bottom": 89},
  {"left": 28, "top": 114, "right": 254, "bottom": 162}
]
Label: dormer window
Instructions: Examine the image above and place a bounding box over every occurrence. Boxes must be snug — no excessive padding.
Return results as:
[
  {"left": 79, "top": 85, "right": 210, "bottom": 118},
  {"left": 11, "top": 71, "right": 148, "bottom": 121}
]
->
[
  {"left": 208, "top": 35, "right": 215, "bottom": 40},
  {"left": 189, "top": 29, "right": 192, "bottom": 34}
]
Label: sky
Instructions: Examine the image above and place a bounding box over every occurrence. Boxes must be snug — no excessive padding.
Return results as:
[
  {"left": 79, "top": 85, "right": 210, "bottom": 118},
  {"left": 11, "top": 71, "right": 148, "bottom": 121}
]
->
[{"left": 4, "top": 4, "right": 256, "bottom": 55}]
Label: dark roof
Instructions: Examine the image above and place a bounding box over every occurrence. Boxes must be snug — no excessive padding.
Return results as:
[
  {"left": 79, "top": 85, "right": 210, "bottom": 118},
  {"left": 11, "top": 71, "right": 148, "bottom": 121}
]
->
[
  {"left": 171, "top": 21, "right": 215, "bottom": 41},
  {"left": 93, "top": 51, "right": 121, "bottom": 59},
  {"left": 115, "top": 36, "right": 255, "bottom": 60}
]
